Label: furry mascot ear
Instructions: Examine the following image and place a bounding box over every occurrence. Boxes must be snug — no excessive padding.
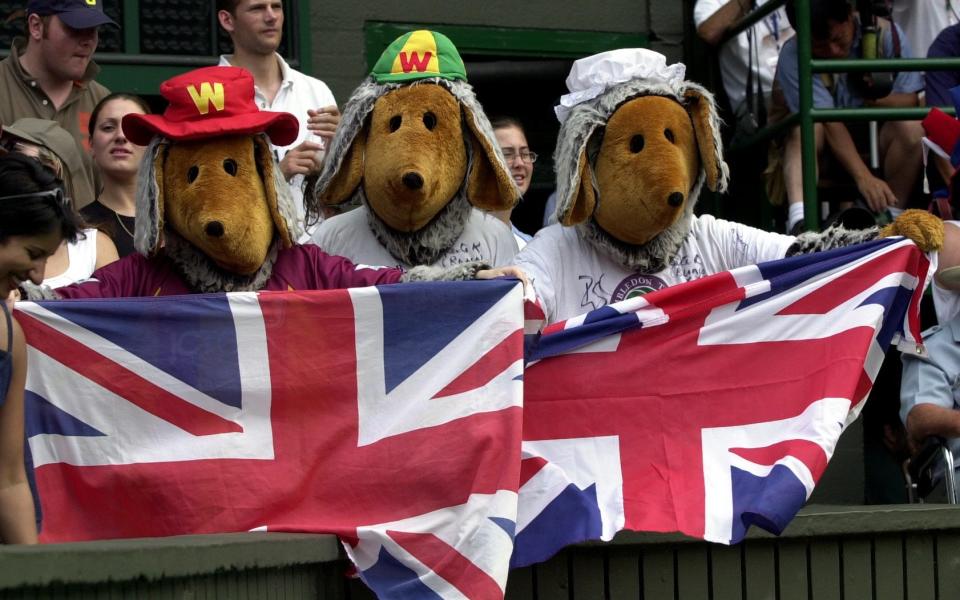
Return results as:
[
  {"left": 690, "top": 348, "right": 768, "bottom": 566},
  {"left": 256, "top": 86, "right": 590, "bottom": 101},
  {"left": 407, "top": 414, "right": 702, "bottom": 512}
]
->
[
  {"left": 561, "top": 149, "right": 597, "bottom": 226},
  {"left": 461, "top": 104, "right": 518, "bottom": 211},
  {"left": 252, "top": 134, "right": 295, "bottom": 248},
  {"left": 555, "top": 111, "right": 604, "bottom": 227},
  {"left": 318, "top": 123, "right": 367, "bottom": 207},
  {"left": 683, "top": 86, "right": 729, "bottom": 194},
  {"left": 135, "top": 138, "right": 168, "bottom": 255}
]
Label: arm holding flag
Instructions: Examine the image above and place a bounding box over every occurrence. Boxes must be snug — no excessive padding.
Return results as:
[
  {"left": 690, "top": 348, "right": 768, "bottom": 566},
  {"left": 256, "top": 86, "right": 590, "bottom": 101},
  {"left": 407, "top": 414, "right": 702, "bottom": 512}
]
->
[{"left": 0, "top": 313, "right": 37, "bottom": 544}]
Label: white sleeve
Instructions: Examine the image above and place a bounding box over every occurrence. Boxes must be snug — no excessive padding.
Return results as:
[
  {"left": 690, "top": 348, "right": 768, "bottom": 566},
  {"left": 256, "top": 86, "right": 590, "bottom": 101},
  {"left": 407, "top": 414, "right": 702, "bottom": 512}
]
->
[
  {"left": 701, "top": 215, "right": 796, "bottom": 271},
  {"left": 693, "top": 0, "right": 725, "bottom": 27},
  {"left": 491, "top": 223, "right": 520, "bottom": 267},
  {"left": 515, "top": 239, "right": 558, "bottom": 324},
  {"left": 310, "top": 218, "right": 342, "bottom": 255}
]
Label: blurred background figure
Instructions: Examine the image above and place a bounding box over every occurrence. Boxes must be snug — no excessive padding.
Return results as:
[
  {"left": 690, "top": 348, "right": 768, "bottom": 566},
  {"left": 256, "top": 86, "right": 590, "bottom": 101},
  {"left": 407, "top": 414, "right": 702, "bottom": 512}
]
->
[
  {"left": 694, "top": 0, "right": 794, "bottom": 140},
  {"left": 80, "top": 93, "right": 150, "bottom": 258}
]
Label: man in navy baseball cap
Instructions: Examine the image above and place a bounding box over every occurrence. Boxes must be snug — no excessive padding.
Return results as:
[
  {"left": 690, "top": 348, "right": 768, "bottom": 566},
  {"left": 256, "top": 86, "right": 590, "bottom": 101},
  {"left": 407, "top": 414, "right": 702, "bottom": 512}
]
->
[
  {"left": 25, "top": 0, "right": 118, "bottom": 29},
  {"left": 0, "top": 0, "right": 118, "bottom": 206}
]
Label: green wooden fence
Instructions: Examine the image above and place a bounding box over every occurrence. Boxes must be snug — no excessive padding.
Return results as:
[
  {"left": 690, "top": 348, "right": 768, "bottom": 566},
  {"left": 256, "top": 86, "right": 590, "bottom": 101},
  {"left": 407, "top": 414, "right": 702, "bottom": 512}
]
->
[{"left": 3, "top": 504, "right": 959, "bottom": 599}]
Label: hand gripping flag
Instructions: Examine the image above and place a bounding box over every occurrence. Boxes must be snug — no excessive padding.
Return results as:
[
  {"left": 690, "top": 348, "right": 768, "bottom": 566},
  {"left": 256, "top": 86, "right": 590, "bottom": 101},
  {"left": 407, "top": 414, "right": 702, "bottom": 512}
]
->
[
  {"left": 16, "top": 280, "right": 526, "bottom": 599},
  {"left": 513, "top": 238, "right": 931, "bottom": 567}
]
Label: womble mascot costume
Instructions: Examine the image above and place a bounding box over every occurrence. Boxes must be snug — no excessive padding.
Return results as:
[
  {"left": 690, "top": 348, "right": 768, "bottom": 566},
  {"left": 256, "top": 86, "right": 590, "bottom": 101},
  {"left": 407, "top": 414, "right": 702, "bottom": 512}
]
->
[
  {"left": 515, "top": 49, "right": 944, "bottom": 323},
  {"left": 308, "top": 30, "right": 520, "bottom": 269}
]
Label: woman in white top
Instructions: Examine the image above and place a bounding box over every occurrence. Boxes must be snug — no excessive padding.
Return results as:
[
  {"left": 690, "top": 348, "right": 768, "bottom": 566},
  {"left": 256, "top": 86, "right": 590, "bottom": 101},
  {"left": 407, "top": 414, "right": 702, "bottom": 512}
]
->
[
  {"left": 41, "top": 227, "right": 118, "bottom": 289},
  {"left": 0, "top": 136, "right": 119, "bottom": 287}
]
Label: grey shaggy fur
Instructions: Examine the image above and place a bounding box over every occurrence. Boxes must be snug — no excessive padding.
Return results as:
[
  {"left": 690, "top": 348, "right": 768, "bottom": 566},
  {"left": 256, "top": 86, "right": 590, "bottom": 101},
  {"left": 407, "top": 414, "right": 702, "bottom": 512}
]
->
[
  {"left": 306, "top": 76, "right": 512, "bottom": 265},
  {"left": 554, "top": 80, "right": 728, "bottom": 272},
  {"left": 20, "top": 281, "right": 58, "bottom": 301},
  {"left": 403, "top": 261, "right": 490, "bottom": 282},
  {"left": 162, "top": 230, "right": 279, "bottom": 293},
  {"left": 363, "top": 187, "right": 474, "bottom": 266},
  {"left": 786, "top": 224, "right": 879, "bottom": 256}
]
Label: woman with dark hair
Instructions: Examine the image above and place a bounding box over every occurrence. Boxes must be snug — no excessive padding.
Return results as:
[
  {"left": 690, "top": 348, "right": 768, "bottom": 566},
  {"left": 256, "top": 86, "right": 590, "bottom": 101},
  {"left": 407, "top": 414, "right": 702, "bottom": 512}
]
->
[
  {"left": 81, "top": 93, "right": 151, "bottom": 257},
  {"left": 0, "top": 153, "right": 82, "bottom": 544}
]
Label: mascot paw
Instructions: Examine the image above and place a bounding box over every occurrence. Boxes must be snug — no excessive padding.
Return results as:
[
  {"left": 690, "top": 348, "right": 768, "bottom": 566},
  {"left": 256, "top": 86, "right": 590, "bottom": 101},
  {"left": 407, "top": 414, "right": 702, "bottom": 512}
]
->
[
  {"left": 19, "top": 281, "right": 59, "bottom": 301},
  {"left": 878, "top": 209, "right": 944, "bottom": 252}
]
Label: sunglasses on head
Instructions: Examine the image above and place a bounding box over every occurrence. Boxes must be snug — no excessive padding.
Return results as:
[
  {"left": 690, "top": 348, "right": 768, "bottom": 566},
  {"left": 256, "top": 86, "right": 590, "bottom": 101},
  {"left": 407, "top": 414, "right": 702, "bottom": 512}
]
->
[{"left": 0, "top": 187, "right": 71, "bottom": 212}]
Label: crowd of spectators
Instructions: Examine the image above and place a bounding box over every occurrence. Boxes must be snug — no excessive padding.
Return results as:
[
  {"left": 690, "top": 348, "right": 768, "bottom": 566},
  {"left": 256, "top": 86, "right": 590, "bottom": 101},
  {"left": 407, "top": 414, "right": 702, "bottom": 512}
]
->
[{"left": 6, "top": 0, "right": 960, "bottom": 543}]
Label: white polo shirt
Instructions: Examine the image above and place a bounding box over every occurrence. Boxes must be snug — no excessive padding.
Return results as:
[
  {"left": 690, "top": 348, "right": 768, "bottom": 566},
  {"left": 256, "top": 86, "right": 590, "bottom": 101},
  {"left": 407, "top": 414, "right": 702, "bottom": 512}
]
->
[{"left": 218, "top": 54, "right": 337, "bottom": 239}]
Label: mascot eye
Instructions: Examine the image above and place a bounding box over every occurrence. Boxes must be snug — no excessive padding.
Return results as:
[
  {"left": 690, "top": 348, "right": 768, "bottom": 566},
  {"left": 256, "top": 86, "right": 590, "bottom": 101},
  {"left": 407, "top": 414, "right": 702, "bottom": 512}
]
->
[
  {"left": 187, "top": 165, "right": 199, "bottom": 183},
  {"left": 630, "top": 134, "right": 645, "bottom": 153},
  {"left": 422, "top": 111, "right": 437, "bottom": 130},
  {"left": 389, "top": 115, "right": 402, "bottom": 132},
  {"left": 664, "top": 128, "right": 675, "bottom": 143},
  {"left": 222, "top": 159, "right": 238, "bottom": 176}
]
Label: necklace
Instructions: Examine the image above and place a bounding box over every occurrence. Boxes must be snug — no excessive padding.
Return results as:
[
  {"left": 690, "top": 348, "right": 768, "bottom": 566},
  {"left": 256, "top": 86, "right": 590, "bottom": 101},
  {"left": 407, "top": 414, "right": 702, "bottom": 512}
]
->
[{"left": 114, "top": 210, "right": 135, "bottom": 238}]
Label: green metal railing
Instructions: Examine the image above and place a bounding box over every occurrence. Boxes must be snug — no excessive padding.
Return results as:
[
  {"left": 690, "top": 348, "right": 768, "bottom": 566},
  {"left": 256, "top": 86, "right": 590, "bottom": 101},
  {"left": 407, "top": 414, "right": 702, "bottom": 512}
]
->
[{"left": 723, "top": 0, "right": 960, "bottom": 231}]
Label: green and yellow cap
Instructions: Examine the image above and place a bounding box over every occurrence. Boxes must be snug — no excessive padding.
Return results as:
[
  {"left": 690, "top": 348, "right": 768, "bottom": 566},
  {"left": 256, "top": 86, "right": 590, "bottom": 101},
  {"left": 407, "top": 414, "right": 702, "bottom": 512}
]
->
[{"left": 371, "top": 30, "right": 467, "bottom": 83}]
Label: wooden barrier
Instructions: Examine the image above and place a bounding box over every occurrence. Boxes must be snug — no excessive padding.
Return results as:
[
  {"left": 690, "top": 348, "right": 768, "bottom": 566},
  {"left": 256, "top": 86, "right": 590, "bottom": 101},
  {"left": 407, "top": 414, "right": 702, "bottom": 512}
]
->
[{"left": 2, "top": 505, "right": 959, "bottom": 599}]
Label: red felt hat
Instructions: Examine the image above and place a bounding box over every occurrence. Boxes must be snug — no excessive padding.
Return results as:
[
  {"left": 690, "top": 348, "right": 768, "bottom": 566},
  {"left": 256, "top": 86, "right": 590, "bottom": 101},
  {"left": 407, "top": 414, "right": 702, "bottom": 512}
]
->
[{"left": 122, "top": 66, "right": 299, "bottom": 146}]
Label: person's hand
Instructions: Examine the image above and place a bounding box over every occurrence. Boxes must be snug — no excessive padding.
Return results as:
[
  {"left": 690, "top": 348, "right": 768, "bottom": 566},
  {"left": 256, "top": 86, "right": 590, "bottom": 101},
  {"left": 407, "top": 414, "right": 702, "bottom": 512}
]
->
[
  {"left": 5, "top": 288, "right": 20, "bottom": 312},
  {"left": 279, "top": 141, "right": 324, "bottom": 181},
  {"left": 307, "top": 105, "right": 341, "bottom": 146},
  {"left": 856, "top": 173, "right": 899, "bottom": 213},
  {"left": 476, "top": 265, "right": 529, "bottom": 292}
]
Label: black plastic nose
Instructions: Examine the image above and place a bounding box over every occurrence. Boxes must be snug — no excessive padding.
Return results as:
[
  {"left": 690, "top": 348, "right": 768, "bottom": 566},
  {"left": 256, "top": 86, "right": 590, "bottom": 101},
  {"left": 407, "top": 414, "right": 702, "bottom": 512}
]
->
[
  {"left": 667, "top": 192, "right": 684, "bottom": 207},
  {"left": 205, "top": 221, "right": 225, "bottom": 238},
  {"left": 402, "top": 172, "right": 424, "bottom": 190}
]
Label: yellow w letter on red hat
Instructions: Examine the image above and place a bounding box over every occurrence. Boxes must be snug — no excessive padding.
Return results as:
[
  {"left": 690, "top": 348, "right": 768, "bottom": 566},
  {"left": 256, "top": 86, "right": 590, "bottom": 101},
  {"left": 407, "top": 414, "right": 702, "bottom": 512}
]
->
[
  {"left": 398, "top": 51, "right": 432, "bottom": 73},
  {"left": 187, "top": 82, "right": 226, "bottom": 115}
]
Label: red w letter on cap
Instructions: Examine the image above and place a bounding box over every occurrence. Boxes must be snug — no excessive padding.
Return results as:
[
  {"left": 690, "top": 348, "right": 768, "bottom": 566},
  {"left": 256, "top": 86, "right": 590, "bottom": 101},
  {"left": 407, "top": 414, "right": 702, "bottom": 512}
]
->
[{"left": 399, "top": 51, "right": 432, "bottom": 73}]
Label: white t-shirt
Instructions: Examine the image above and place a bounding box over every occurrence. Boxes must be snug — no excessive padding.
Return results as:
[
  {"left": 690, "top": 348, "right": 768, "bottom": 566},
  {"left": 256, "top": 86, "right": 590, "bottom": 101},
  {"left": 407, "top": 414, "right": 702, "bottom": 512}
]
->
[
  {"left": 892, "top": 0, "right": 960, "bottom": 59},
  {"left": 311, "top": 204, "right": 520, "bottom": 269},
  {"left": 218, "top": 54, "right": 337, "bottom": 240},
  {"left": 933, "top": 220, "right": 960, "bottom": 324},
  {"left": 42, "top": 228, "right": 99, "bottom": 289},
  {"left": 515, "top": 215, "right": 796, "bottom": 323},
  {"left": 693, "top": 0, "right": 794, "bottom": 113}
]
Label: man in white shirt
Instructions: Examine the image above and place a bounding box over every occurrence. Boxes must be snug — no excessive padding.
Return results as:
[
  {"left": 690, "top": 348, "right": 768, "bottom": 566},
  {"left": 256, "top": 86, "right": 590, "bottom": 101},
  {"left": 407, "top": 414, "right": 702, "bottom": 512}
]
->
[
  {"left": 217, "top": 0, "right": 340, "bottom": 239},
  {"left": 694, "top": 0, "right": 794, "bottom": 119}
]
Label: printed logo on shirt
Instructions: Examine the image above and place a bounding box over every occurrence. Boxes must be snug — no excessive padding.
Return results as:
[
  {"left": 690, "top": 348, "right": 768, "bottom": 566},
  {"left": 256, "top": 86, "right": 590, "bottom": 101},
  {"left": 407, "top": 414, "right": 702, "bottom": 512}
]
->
[
  {"left": 611, "top": 273, "right": 668, "bottom": 302},
  {"left": 439, "top": 242, "right": 486, "bottom": 268},
  {"left": 187, "top": 83, "right": 226, "bottom": 115}
]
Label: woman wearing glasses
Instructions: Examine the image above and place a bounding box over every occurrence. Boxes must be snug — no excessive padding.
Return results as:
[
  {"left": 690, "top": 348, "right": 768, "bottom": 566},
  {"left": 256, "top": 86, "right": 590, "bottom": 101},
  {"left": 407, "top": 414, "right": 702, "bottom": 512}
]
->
[
  {"left": 0, "top": 153, "right": 82, "bottom": 543},
  {"left": 491, "top": 116, "right": 537, "bottom": 250}
]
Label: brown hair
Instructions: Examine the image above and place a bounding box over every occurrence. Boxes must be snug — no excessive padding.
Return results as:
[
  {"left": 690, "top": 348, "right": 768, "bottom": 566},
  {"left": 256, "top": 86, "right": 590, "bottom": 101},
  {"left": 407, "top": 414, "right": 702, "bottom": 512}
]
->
[
  {"left": 88, "top": 93, "right": 152, "bottom": 139},
  {"left": 216, "top": 0, "right": 242, "bottom": 15}
]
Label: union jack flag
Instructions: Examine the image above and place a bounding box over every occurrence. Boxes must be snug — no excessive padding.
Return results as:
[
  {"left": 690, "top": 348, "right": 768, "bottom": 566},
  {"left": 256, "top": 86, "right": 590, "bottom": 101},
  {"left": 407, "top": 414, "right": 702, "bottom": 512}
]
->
[
  {"left": 17, "top": 280, "right": 526, "bottom": 599},
  {"left": 513, "top": 237, "right": 931, "bottom": 567}
]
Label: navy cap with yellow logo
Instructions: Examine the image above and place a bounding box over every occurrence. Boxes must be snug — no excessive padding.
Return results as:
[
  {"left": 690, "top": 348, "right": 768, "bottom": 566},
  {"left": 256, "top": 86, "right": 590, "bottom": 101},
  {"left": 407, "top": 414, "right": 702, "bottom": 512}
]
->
[{"left": 27, "top": 0, "right": 118, "bottom": 29}]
